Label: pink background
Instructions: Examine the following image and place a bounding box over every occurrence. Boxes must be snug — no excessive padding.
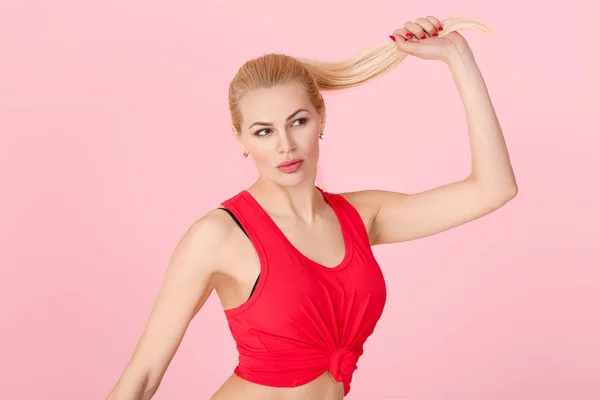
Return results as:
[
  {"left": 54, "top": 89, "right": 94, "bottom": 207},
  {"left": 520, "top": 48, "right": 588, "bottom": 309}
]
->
[{"left": 1, "top": 1, "right": 599, "bottom": 399}]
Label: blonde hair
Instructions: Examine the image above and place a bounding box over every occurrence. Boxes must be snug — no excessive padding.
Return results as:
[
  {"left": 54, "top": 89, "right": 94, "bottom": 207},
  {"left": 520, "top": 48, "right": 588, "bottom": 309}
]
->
[
  {"left": 227, "top": 16, "right": 491, "bottom": 187},
  {"left": 228, "top": 16, "right": 491, "bottom": 132}
]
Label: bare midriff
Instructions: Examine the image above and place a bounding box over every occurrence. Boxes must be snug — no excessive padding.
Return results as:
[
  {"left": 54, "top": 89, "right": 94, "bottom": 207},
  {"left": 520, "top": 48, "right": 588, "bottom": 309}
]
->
[{"left": 209, "top": 370, "right": 344, "bottom": 400}]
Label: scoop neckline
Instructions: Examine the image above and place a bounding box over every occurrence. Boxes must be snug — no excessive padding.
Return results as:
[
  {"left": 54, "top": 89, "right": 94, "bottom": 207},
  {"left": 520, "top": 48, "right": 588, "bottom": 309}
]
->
[{"left": 241, "top": 186, "right": 353, "bottom": 271}]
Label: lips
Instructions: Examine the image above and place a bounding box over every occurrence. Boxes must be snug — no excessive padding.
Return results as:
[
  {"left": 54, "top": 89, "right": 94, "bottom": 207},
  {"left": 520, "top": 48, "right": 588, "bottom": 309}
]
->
[
  {"left": 277, "top": 159, "right": 303, "bottom": 168},
  {"left": 276, "top": 158, "right": 304, "bottom": 174}
]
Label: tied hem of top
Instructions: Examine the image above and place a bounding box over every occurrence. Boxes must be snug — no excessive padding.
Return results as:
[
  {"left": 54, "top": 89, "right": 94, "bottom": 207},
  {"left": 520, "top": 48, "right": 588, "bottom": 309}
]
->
[{"left": 328, "top": 347, "right": 360, "bottom": 383}]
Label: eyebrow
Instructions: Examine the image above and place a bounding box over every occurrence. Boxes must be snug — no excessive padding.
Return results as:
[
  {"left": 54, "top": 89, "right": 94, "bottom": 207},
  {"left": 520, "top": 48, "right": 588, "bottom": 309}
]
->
[{"left": 248, "top": 108, "right": 309, "bottom": 130}]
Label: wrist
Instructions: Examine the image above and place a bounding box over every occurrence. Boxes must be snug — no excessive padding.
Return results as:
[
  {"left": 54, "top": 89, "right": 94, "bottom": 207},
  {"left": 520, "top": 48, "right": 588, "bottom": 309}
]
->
[{"left": 444, "top": 44, "right": 476, "bottom": 68}]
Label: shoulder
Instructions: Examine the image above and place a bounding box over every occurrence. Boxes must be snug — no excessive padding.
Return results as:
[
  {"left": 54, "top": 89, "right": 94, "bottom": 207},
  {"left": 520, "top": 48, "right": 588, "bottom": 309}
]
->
[
  {"left": 338, "top": 190, "right": 378, "bottom": 209},
  {"left": 188, "top": 208, "right": 237, "bottom": 238},
  {"left": 338, "top": 189, "right": 406, "bottom": 210},
  {"left": 174, "top": 207, "right": 242, "bottom": 271},
  {"left": 333, "top": 190, "right": 390, "bottom": 243}
]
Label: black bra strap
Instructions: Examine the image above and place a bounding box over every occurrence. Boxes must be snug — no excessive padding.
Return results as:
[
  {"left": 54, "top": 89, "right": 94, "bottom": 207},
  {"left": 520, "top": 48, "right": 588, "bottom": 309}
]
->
[
  {"left": 219, "top": 207, "right": 247, "bottom": 236},
  {"left": 218, "top": 207, "right": 260, "bottom": 299}
]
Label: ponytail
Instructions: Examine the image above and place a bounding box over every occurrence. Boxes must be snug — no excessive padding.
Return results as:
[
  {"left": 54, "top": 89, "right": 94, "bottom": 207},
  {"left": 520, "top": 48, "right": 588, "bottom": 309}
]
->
[{"left": 297, "top": 17, "right": 492, "bottom": 91}]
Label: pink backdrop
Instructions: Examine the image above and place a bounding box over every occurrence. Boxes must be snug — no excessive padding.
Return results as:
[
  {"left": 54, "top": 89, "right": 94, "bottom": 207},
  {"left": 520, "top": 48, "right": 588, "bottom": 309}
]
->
[{"left": 1, "top": 1, "right": 598, "bottom": 399}]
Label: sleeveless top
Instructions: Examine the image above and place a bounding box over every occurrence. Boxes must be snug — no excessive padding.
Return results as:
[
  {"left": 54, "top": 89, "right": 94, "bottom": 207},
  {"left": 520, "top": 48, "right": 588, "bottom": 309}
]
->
[{"left": 220, "top": 186, "right": 387, "bottom": 396}]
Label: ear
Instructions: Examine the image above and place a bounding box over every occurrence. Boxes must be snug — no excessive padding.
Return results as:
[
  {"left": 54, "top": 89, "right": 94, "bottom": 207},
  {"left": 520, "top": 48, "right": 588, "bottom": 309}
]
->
[
  {"left": 319, "top": 109, "right": 326, "bottom": 133},
  {"left": 232, "top": 124, "right": 247, "bottom": 153}
]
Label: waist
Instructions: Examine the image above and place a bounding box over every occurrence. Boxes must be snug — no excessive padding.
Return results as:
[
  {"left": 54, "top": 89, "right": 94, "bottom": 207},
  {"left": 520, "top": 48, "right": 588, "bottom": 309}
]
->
[
  {"left": 210, "top": 370, "right": 344, "bottom": 400},
  {"left": 234, "top": 345, "right": 360, "bottom": 395}
]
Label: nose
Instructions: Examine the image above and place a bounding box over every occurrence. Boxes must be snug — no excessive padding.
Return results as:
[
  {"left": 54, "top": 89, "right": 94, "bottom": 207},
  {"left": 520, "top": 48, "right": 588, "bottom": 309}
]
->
[{"left": 276, "top": 130, "right": 297, "bottom": 153}]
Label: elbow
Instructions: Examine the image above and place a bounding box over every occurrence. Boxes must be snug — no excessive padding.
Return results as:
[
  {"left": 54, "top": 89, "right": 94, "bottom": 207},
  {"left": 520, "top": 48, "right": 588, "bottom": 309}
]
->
[
  {"left": 142, "top": 380, "right": 160, "bottom": 400},
  {"left": 502, "top": 181, "right": 518, "bottom": 201},
  {"left": 471, "top": 176, "right": 518, "bottom": 210},
  {"left": 489, "top": 183, "right": 518, "bottom": 209},
  {"left": 107, "top": 370, "right": 160, "bottom": 400},
  {"left": 508, "top": 183, "right": 518, "bottom": 199}
]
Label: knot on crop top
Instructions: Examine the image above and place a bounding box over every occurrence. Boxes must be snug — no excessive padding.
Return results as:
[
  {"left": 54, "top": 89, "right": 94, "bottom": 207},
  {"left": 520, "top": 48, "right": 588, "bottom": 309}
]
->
[{"left": 328, "top": 347, "right": 361, "bottom": 383}]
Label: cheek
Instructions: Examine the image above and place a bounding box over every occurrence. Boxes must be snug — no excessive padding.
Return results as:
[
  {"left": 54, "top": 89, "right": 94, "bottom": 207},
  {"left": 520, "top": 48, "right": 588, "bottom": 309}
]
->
[
  {"left": 299, "top": 132, "right": 320, "bottom": 156},
  {"left": 251, "top": 147, "right": 273, "bottom": 167},
  {"left": 306, "top": 136, "right": 320, "bottom": 160}
]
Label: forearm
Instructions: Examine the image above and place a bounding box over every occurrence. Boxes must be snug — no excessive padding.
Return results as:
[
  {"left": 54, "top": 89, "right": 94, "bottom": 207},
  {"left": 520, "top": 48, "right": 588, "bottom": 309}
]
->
[{"left": 446, "top": 48, "right": 517, "bottom": 200}]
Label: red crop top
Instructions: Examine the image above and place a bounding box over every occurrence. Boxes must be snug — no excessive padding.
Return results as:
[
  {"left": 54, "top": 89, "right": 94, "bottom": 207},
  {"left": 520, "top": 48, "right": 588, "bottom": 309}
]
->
[{"left": 220, "top": 187, "right": 387, "bottom": 396}]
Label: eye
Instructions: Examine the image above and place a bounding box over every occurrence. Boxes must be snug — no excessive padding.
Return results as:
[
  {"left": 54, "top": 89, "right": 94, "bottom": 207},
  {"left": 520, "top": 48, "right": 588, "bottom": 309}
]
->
[
  {"left": 293, "top": 118, "right": 308, "bottom": 127},
  {"left": 254, "top": 128, "right": 271, "bottom": 137},
  {"left": 253, "top": 118, "right": 307, "bottom": 137}
]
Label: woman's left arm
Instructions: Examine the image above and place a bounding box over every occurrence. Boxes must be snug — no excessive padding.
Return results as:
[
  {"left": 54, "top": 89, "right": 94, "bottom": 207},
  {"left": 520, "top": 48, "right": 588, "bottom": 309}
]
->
[
  {"left": 448, "top": 46, "right": 517, "bottom": 195},
  {"left": 344, "top": 26, "right": 518, "bottom": 246}
]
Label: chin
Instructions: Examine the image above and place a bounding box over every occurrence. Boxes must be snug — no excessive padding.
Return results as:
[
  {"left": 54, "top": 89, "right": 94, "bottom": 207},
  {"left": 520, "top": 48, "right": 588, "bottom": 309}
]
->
[{"left": 273, "top": 172, "right": 309, "bottom": 187}]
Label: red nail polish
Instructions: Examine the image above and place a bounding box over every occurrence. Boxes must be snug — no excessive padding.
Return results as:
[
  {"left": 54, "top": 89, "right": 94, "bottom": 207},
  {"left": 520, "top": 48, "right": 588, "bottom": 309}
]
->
[
  {"left": 389, "top": 35, "right": 396, "bottom": 42},
  {"left": 438, "top": 26, "right": 443, "bottom": 31},
  {"left": 433, "top": 32, "right": 438, "bottom": 36},
  {"left": 421, "top": 35, "right": 426, "bottom": 39},
  {"left": 406, "top": 32, "right": 413, "bottom": 38}
]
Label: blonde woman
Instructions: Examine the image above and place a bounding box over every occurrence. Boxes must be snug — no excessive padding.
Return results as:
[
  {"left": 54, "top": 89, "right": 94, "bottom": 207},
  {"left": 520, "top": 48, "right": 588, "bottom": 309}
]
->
[{"left": 107, "top": 15, "right": 517, "bottom": 400}]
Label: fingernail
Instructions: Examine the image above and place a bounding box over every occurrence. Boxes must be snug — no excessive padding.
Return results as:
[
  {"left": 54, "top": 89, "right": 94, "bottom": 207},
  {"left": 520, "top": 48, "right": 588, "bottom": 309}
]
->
[
  {"left": 421, "top": 35, "right": 426, "bottom": 39},
  {"left": 389, "top": 35, "right": 396, "bottom": 42},
  {"left": 438, "top": 26, "right": 444, "bottom": 31},
  {"left": 406, "top": 32, "right": 413, "bottom": 38},
  {"left": 432, "top": 32, "right": 438, "bottom": 36}
]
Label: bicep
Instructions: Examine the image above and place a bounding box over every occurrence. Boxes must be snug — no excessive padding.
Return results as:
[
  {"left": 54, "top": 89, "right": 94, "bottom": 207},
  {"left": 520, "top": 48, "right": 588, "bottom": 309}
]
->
[
  {"left": 345, "top": 178, "right": 516, "bottom": 246},
  {"left": 121, "top": 212, "right": 229, "bottom": 386}
]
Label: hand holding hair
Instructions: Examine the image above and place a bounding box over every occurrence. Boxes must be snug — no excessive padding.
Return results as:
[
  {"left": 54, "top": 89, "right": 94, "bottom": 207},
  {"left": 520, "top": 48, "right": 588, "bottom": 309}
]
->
[{"left": 389, "top": 15, "right": 491, "bottom": 63}]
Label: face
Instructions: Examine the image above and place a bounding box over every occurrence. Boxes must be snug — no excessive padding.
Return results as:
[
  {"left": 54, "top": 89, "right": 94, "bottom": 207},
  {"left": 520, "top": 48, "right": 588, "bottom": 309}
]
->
[{"left": 235, "top": 83, "right": 325, "bottom": 187}]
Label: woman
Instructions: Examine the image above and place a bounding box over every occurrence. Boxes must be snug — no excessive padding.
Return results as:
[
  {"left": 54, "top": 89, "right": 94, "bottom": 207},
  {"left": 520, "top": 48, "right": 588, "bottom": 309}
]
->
[{"left": 107, "top": 15, "right": 517, "bottom": 400}]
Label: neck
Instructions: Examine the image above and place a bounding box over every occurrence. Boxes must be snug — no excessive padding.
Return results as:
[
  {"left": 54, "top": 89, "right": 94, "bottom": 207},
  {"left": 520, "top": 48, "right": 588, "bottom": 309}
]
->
[{"left": 247, "top": 177, "right": 324, "bottom": 223}]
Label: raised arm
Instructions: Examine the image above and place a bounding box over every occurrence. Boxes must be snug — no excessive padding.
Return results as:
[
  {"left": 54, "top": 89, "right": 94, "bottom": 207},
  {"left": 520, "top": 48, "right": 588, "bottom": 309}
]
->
[
  {"left": 106, "top": 209, "right": 231, "bottom": 400},
  {"left": 344, "top": 19, "right": 517, "bottom": 246}
]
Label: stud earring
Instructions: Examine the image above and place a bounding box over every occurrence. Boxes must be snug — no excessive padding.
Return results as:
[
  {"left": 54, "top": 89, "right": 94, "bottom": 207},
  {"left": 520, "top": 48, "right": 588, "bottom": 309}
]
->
[
  {"left": 242, "top": 152, "right": 248, "bottom": 157},
  {"left": 319, "top": 132, "right": 325, "bottom": 139}
]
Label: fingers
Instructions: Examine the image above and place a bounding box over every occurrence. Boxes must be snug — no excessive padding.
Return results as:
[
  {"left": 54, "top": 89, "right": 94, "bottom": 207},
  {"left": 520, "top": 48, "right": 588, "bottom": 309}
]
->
[
  {"left": 390, "top": 16, "right": 445, "bottom": 43},
  {"left": 404, "top": 21, "right": 427, "bottom": 40},
  {"left": 415, "top": 18, "right": 437, "bottom": 37},
  {"left": 425, "top": 16, "right": 444, "bottom": 32},
  {"left": 391, "top": 27, "right": 414, "bottom": 41}
]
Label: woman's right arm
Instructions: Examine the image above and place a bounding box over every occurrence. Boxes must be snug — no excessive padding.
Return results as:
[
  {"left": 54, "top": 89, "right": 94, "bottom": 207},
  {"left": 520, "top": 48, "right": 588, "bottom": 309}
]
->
[{"left": 106, "top": 209, "right": 232, "bottom": 400}]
